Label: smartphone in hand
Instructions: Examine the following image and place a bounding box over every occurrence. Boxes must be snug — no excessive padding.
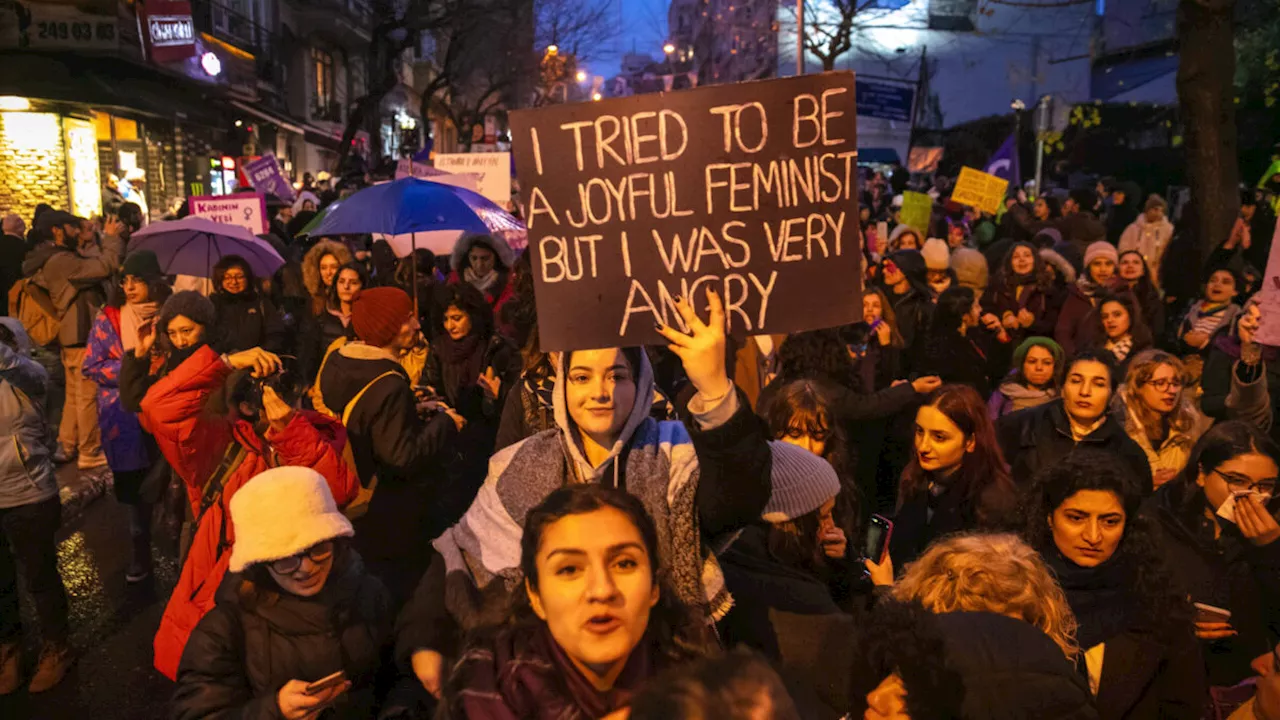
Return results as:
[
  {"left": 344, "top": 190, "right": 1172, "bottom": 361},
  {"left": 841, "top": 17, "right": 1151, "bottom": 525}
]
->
[
  {"left": 304, "top": 670, "right": 347, "bottom": 696},
  {"left": 863, "top": 514, "right": 894, "bottom": 562}
]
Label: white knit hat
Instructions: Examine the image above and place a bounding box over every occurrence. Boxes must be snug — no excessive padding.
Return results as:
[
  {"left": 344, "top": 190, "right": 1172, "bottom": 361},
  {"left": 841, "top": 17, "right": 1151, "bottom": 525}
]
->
[
  {"left": 228, "top": 467, "right": 354, "bottom": 573},
  {"left": 921, "top": 238, "right": 950, "bottom": 271},
  {"left": 762, "top": 441, "right": 842, "bottom": 523}
]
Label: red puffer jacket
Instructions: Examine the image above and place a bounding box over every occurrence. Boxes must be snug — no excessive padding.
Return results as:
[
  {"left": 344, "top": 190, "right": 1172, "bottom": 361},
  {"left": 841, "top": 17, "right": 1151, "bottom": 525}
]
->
[{"left": 142, "top": 347, "right": 359, "bottom": 679}]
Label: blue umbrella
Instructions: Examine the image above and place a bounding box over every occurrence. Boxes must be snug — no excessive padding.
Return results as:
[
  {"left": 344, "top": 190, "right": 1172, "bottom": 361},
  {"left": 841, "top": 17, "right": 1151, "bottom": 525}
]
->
[{"left": 307, "top": 177, "right": 524, "bottom": 238}]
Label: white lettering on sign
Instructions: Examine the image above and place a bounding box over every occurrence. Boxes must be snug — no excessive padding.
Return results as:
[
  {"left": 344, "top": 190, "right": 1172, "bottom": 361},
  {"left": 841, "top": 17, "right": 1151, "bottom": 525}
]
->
[{"left": 149, "top": 15, "right": 194, "bottom": 47}]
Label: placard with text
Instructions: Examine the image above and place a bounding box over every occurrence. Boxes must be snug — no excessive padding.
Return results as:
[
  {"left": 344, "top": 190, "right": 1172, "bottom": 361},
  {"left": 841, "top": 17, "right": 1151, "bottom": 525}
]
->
[{"left": 510, "top": 72, "right": 861, "bottom": 351}]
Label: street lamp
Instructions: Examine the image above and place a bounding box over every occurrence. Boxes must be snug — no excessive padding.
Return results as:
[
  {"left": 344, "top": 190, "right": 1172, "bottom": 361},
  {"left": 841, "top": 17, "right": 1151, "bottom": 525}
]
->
[
  {"left": 546, "top": 44, "right": 559, "bottom": 55},
  {"left": 592, "top": 92, "right": 602, "bottom": 101},
  {"left": 576, "top": 70, "right": 587, "bottom": 83},
  {"left": 663, "top": 42, "right": 676, "bottom": 55}
]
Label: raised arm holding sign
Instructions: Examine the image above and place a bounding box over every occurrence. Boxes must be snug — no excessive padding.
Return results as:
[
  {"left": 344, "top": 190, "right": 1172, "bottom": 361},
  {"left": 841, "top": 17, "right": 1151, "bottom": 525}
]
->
[{"left": 510, "top": 72, "right": 862, "bottom": 351}]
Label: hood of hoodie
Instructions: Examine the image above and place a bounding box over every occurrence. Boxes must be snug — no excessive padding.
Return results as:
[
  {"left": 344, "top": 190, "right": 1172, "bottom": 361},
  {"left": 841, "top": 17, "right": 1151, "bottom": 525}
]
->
[
  {"left": 451, "top": 233, "right": 516, "bottom": 273},
  {"left": 302, "top": 240, "right": 353, "bottom": 301},
  {"left": 552, "top": 347, "right": 656, "bottom": 477},
  {"left": 0, "top": 317, "right": 33, "bottom": 356},
  {"left": 1038, "top": 248, "right": 1077, "bottom": 285}
]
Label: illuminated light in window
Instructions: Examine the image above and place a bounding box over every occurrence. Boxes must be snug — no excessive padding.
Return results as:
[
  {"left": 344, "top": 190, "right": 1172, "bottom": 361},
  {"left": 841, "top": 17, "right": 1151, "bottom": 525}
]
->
[
  {"left": 1, "top": 112, "right": 60, "bottom": 151},
  {"left": 0, "top": 96, "right": 30, "bottom": 111},
  {"left": 221, "top": 156, "right": 236, "bottom": 170}
]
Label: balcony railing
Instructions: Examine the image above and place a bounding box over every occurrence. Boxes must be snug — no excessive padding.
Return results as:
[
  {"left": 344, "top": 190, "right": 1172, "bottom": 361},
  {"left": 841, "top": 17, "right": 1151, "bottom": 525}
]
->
[
  {"left": 312, "top": 99, "right": 344, "bottom": 123},
  {"left": 191, "top": 0, "right": 273, "bottom": 56}
]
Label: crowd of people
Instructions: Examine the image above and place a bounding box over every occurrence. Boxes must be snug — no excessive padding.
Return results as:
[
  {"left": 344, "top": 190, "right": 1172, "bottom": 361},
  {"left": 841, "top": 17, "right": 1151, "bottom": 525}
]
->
[{"left": 0, "top": 169, "right": 1279, "bottom": 720}]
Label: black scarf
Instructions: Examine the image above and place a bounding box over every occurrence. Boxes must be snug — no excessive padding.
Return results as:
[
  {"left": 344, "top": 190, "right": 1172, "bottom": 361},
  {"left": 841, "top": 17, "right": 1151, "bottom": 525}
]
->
[
  {"left": 1045, "top": 545, "right": 1136, "bottom": 650},
  {"left": 162, "top": 342, "right": 206, "bottom": 375},
  {"left": 438, "top": 332, "right": 485, "bottom": 404}
]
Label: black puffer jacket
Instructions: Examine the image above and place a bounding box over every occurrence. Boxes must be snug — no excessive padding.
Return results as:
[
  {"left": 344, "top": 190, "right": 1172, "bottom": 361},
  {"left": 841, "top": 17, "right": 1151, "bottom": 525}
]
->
[
  {"left": 996, "top": 400, "right": 1153, "bottom": 490},
  {"left": 172, "top": 550, "right": 392, "bottom": 720}
]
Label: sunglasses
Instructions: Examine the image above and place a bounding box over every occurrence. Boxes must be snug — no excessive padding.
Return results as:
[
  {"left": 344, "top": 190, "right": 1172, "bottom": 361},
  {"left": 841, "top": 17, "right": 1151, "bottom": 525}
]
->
[{"left": 270, "top": 540, "right": 335, "bottom": 575}]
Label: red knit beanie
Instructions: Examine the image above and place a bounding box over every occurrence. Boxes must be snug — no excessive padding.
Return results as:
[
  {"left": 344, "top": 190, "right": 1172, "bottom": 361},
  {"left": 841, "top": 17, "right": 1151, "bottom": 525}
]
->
[{"left": 352, "top": 287, "right": 414, "bottom": 347}]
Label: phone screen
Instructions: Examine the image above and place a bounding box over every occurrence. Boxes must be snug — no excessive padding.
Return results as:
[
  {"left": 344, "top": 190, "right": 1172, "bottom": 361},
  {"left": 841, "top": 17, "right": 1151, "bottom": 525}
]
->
[{"left": 864, "top": 515, "right": 893, "bottom": 561}]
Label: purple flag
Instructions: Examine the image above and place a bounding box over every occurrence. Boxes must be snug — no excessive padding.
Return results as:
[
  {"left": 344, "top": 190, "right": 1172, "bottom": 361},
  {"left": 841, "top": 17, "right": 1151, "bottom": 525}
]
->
[
  {"left": 243, "top": 153, "right": 296, "bottom": 203},
  {"left": 984, "top": 133, "right": 1021, "bottom": 189}
]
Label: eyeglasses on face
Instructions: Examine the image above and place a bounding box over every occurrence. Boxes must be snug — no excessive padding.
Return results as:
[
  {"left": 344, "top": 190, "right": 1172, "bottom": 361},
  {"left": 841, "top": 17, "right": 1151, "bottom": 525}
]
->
[
  {"left": 269, "top": 540, "right": 335, "bottom": 575},
  {"left": 1144, "top": 378, "right": 1184, "bottom": 392},
  {"left": 1213, "top": 469, "right": 1277, "bottom": 496}
]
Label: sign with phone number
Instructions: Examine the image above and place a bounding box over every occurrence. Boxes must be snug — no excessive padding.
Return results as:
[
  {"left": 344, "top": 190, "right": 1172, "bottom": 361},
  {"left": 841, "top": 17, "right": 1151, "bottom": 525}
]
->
[{"left": 1, "top": 3, "right": 119, "bottom": 51}]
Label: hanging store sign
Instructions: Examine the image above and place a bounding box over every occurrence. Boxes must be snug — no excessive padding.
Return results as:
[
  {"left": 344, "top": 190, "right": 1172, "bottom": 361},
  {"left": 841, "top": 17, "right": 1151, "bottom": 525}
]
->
[
  {"left": 0, "top": 2, "right": 118, "bottom": 51},
  {"left": 141, "top": 0, "right": 195, "bottom": 64}
]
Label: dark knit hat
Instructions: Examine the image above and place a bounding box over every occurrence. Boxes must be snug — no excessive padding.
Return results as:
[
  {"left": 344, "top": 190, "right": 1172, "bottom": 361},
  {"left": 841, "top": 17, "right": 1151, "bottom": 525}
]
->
[
  {"left": 352, "top": 287, "right": 414, "bottom": 347},
  {"left": 158, "top": 290, "right": 215, "bottom": 332},
  {"left": 762, "top": 441, "right": 841, "bottom": 523},
  {"left": 122, "top": 250, "right": 163, "bottom": 280}
]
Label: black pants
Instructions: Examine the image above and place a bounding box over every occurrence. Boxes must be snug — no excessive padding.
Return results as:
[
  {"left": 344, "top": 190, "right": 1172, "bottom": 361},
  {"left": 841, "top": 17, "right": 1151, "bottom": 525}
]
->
[{"left": 0, "top": 496, "right": 69, "bottom": 645}]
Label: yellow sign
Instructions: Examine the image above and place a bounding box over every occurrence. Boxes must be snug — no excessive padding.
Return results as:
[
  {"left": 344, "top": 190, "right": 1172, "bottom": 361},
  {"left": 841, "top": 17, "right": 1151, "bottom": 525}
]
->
[
  {"left": 952, "top": 166, "right": 1008, "bottom": 215},
  {"left": 900, "top": 191, "right": 932, "bottom": 235},
  {"left": 64, "top": 117, "right": 103, "bottom": 219}
]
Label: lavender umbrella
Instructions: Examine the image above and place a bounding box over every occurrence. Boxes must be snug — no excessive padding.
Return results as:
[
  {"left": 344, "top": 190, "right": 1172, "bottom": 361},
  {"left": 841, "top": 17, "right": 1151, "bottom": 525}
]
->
[{"left": 128, "top": 217, "right": 285, "bottom": 278}]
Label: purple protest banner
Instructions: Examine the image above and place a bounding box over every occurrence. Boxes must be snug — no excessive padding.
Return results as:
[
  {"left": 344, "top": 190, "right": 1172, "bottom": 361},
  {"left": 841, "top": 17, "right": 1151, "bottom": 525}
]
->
[{"left": 243, "top": 153, "right": 296, "bottom": 203}]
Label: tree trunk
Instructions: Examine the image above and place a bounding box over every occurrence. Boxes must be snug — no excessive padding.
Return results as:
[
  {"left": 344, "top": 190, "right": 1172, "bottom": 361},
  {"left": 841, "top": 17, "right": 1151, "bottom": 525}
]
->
[{"left": 1175, "top": 0, "right": 1239, "bottom": 291}]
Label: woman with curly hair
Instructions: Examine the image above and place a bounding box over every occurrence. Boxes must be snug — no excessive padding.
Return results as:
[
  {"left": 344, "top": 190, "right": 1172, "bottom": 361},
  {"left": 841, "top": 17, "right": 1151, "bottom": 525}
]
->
[
  {"left": 889, "top": 385, "right": 1019, "bottom": 567},
  {"left": 891, "top": 532, "right": 1079, "bottom": 660},
  {"left": 1024, "top": 450, "right": 1205, "bottom": 717},
  {"left": 982, "top": 241, "right": 1059, "bottom": 343},
  {"left": 440, "top": 484, "right": 711, "bottom": 719},
  {"left": 1113, "top": 350, "right": 1211, "bottom": 489},
  {"left": 301, "top": 240, "right": 352, "bottom": 317}
]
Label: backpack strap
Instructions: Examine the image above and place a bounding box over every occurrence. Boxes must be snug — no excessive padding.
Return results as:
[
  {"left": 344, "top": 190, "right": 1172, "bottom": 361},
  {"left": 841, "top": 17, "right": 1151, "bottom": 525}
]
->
[
  {"left": 196, "top": 443, "right": 248, "bottom": 527},
  {"left": 337, "top": 370, "right": 401, "bottom": 521}
]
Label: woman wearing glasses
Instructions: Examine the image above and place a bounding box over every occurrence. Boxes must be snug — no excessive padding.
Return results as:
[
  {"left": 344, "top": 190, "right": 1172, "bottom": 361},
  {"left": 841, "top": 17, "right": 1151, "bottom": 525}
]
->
[
  {"left": 1143, "top": 421, "right": 1280, "bottom": 690},
  {"left": 173, "top": 467, "right": 390, "bottom": 720},
  {"left": 1113, "top": 350, "right": 1211, "bottom": 490},
  {"left": 210, "top": 254, "right": 288, "bottom": 355}
]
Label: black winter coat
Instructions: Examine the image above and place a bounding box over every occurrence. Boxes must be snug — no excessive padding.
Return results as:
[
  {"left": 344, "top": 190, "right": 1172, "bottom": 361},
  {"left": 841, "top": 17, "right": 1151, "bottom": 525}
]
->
[
  {"left": 934, "top": 611, "right": 1098, "bottom": 720},
  {"left": 916, "top": 328, "right": 1009, "bottom": 398},
  {"left": 1092, "top": 628, "right": 1205, "bottom": 720},
  {"left": 421, "top": 333, "right": 519, "bottom": 483},
  {"left": 889, "top": 469, "right": 1020, "bottom": 567},
  {"left": 300, "top": 308, "right": 356, "bottom": 384},
  {"left": 172, "top": 551, "right": 392, "bottom": 720},
  {"left": 996, "top": 400, "right": 1153, "bottom": 489},
  {"left": 1143, "top": 481, "right": 1280, "bottom": 687},
  {"left": 717, "top": 525, "right": 869, "bottom": 662},
  {"left": 317, "top": 344, "right": 461, "bottom": 606},
  {"left": 210, "top": 290, "right": 287, "bottom": 354},
  {"left": 887, "top": 286, "right": 932, "bottom": 363}
]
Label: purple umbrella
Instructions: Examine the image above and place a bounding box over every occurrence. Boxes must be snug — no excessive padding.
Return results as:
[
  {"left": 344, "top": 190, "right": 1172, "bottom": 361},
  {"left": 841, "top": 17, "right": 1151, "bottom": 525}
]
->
[{"left": 128, "top": 217, "right": 285, "bottom": 278}]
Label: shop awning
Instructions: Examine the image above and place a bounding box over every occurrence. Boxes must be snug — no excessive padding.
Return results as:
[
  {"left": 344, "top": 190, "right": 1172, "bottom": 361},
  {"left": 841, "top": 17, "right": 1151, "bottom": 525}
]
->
[
  {"left": 228, "top": 100, "right": 306, "bottom": 136},
  {"left": 0, "top": 51, "right": 223, "bottom": 126}
]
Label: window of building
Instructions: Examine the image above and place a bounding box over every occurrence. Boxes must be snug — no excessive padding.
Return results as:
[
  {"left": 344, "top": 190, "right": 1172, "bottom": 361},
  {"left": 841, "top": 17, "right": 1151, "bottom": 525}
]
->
[{"left": 313, "top": 48, "right": 334, "bottom": 117}]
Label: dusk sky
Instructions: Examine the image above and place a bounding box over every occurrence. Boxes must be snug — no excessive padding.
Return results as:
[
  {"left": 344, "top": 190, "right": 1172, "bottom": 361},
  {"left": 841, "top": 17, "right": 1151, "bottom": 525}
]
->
[{"left": 584, "top": 0, "right": 671, "bottom": 81}]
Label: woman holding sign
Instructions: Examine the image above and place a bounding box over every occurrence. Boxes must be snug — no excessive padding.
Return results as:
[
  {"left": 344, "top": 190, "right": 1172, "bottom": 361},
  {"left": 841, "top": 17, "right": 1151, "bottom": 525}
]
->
[{"left": 397, "top": 288, "right": 772, "bottom": 700}]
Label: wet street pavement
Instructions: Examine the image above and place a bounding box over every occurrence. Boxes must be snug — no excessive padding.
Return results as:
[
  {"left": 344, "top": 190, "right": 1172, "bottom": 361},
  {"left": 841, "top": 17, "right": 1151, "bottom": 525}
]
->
[{"left": 1, "top": 484, "right": 179, "bottom": 719}]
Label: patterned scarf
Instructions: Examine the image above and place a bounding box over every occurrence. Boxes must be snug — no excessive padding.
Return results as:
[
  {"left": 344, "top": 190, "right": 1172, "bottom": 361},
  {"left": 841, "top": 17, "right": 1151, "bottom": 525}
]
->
[{"left": 1106, "top": 335, "right": 1134, "bottom": 362}]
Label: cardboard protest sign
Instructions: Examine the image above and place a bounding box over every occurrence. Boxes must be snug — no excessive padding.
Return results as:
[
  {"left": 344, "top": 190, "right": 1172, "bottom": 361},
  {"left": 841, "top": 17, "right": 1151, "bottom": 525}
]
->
[
  {"left": 510, "top": 72, "right": 861, "bottom": 351},
  {"left": 1253, "top": 219, "right": 1280, "bottom": 346},
  {"left": 900, "top": 191, "right": 932, "bottom": 236},
  {"left": 188, "top": 193, "right": 267, "bottom": 235},
  {"left": 433, "top": 152, "right": 513, "bottom": 207},
  {"left": 243, "top": 153, "right": 295, "bottom": 203},
  {"left": 951, "top": 167, "right": 1008, "bottom": 215}
]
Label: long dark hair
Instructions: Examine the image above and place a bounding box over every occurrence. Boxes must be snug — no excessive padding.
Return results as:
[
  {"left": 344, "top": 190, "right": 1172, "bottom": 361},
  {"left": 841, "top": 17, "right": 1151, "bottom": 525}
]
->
[
  {"left": 899, "top": 384, "right": 1016, "bottom": 526},
  {"left": 434, "top": 282, "right": 494, "bottom": 342},
  {"left": 325, "top": 261, "right": 368, "bottom": 311},
  {"left": 998, "top": 241, "right": 1051, "bottom": 292},
  {"left": 762, "top": 379, "right": 860, "bottom": 542},
  {"left": 1086, "top": 289, "right": 1152, "bottom": 352},
  {"left": 1171, "top": 420, "right": 1280, "bottom": 518},
  {"left": 1117, "top": 250, "right": 1159, "bottom": 299},
  {"left": 1022, "top": 450, "right": 1193, "bottom": 634},
  {"left": 929, "top": 286, "right": 975, "bottom": 336},
  {"left": 110, "top": 275, "right": 171, "bottom": 310},
  {"left": 774, "top": 329, "right": 858, "bottom": 389}
]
